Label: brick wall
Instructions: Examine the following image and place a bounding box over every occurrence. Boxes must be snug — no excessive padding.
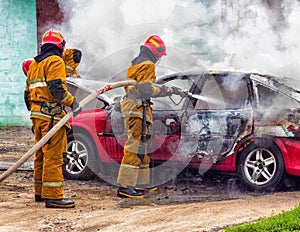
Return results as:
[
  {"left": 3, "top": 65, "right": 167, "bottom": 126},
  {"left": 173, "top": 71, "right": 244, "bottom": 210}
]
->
[
  {"left": 0, "top": 0, "right": 63, "bottom": 126},
  {"left": 36, "top": 0, "right": 64, "bottom": 47},
  {"left": 0, "top": 0, "right": 37, "bottom": 126}
]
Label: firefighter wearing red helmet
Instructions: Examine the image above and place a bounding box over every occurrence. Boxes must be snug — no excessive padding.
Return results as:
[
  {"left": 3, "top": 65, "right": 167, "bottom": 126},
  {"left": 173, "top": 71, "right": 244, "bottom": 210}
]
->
[
  {"left": 144, "top": 35, "right": 167, "bottom": 60},
  {"left": 116, "top": 35, "right": 183, "bottom": 198},
  {"left": 41, "top": 29, "right": 66, "bottom": 52},
  {"left": 22, "top": 58, "right": 33, "bottom": 76},
  {"left": 24, "top": 29, "right": 81, "bottom": 208}
]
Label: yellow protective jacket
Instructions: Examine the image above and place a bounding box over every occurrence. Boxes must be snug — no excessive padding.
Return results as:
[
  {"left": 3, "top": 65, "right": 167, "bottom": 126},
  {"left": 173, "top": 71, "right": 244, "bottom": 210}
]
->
[
  {"left": 121, "top": 60, "right": 163, "bottom": 124},
  {"left": 25, "top": 55, "right": 74, "bottom": 121},
  {"left": 63, "top": 48, "right": 82, "bottom": 77}
]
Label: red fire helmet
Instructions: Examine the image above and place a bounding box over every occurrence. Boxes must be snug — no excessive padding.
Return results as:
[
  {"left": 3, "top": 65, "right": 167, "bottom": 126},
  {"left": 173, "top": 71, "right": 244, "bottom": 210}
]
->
[
  {"left": 22, "top": 58, "right": 34, "bottom": 76},
  {"left": 41, "top": 29, "right": 66, "bottom": 52},
  {"left": 144, "top": 35, "right": 166, "bottom": 60}
]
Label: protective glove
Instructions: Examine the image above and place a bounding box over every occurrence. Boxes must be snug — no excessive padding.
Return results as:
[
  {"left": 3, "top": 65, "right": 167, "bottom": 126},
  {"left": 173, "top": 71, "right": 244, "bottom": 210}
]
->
[
  {"left": 71, "top": 100, "right": 82, "bottom": 117},
  {"left": 171, "top": 86, "right": 188, "bottom": 97},
  {"left": 159, "top": 85, "right": 173, "bottom": 96},
  {"left": 171, "top": 86, "right": 182, "bottom": 95}
]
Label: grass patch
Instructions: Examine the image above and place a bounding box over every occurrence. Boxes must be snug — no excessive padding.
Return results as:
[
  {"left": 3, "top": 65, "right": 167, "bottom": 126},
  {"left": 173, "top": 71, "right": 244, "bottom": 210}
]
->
[{"left": 225, "top": 203, "right": 300, "bottom": 232}]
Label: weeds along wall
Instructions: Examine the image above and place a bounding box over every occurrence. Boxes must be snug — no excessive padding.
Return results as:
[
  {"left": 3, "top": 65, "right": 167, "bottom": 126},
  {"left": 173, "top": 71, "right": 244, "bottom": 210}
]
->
[{"left": 0, "top": 0, "right": 37, "bottom": 126}]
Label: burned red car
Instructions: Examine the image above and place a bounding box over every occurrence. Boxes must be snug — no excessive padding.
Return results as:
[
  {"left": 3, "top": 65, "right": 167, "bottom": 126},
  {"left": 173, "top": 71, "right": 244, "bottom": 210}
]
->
[{"left": 64, "top": 70, "right": 300, "bottom": 191}]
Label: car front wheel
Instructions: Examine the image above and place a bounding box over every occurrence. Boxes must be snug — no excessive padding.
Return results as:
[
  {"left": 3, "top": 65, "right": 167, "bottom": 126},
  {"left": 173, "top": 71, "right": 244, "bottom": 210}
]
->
[
  {"left": 237, "top": 140, "right": 284, "bottom": 191},
  {"left": 63, "top": 132, "right": 100, "bottom": 180}
]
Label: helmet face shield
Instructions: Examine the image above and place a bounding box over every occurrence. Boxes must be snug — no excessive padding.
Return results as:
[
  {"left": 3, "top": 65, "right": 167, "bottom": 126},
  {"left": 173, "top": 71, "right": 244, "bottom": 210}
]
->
[
  {"left": 42, "top": 29, "right": 66, "bottom": 52},
  {"left": 144, "top": 35, "right": 166, "bottom": 60}
]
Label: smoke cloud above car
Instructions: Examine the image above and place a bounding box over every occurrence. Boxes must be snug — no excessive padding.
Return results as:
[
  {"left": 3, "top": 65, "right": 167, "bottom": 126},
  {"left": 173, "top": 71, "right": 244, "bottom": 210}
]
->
[{"left": 56, "top": 0, "right": 300, "bottom": 79}]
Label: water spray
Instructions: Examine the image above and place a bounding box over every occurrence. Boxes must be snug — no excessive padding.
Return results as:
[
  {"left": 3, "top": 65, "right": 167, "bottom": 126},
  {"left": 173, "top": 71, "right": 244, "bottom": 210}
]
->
[
  {"left": 169, "top": 90, "right": 223, "bottom": 106},
  {"left": 185, "top": 92, "right": 223, "bottom": 105}
]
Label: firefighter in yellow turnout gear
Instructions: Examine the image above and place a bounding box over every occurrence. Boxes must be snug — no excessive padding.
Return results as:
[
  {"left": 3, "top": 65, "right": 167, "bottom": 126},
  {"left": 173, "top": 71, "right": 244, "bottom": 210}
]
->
[
  {"left": 63, "top": 48, "right": 82, "bottom": 78},
  {"left": 24, "top": 29, "right": 82, "bottom": 208},
  {"left": 117, "top": 35, "right": 182, "bottom": 198}
]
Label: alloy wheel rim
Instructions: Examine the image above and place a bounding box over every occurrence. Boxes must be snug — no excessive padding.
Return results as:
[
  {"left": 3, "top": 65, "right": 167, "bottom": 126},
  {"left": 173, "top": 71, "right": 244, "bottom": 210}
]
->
[{"left": 244, "top": 148, "right": 276, "bottom": 185}]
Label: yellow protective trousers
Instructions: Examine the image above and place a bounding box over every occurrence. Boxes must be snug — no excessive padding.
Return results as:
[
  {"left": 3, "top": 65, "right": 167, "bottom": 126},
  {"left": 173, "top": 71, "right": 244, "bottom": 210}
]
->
[
  {"left": 117, "top": 117, "right": 151, "bottom": 187},
  {"left": 32, "top": 118, "right": 66, "bottom": 199}
]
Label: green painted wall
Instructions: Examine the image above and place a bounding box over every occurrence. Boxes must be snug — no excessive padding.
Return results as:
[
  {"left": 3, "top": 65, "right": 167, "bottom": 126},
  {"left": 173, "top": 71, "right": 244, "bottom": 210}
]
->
[{"left": 0, "top": 0, "right": 37, "bottom": 126}]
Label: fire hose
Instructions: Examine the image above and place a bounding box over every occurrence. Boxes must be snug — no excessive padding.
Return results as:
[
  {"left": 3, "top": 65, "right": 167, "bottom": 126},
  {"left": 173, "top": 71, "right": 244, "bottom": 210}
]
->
[{"left": 0, "top": 80, "right": 137, "bottom": 183}]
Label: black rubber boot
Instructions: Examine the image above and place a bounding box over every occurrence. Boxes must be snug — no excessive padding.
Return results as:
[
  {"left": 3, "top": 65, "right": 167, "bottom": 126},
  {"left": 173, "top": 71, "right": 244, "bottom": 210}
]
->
[
  {"left": 117, "top": 187, "right": 144, "bottom": 199},
  {"left": 35, "top": 195, "right": 45, "bottom": 202},
  {"left": 45, "top": 199, "right": 75, "bottom": 208},
  {"left": 135, "top": 185, "right": 158, "bottom": 192}
]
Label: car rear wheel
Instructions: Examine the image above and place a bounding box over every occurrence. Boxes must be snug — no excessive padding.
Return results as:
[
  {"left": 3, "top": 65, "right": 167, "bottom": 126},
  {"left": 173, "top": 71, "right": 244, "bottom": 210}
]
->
[
  {"left": 63, "top": 132, "right": 100, "bottom": 180},
  {"left": 237, "top": 140, "right": 284, "bottom": 191}
]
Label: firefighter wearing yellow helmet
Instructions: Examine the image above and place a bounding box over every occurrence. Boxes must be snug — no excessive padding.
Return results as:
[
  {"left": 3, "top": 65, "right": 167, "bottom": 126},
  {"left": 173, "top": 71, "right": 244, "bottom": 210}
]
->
[
  {"left": 24, "top": 29, "right": 82, "bottom": 208},
  {"left": 117, "top": 35, "right": 183, "bottom": 198}
]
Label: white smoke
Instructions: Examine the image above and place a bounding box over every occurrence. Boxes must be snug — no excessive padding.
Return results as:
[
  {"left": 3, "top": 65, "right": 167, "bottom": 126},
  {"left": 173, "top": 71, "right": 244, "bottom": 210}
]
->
[
  {"left": 56, "top": 0, "right": 300, "bottom": 80},
  {"left": 210, "top": 0, "right": 300, "bottom": 78}
]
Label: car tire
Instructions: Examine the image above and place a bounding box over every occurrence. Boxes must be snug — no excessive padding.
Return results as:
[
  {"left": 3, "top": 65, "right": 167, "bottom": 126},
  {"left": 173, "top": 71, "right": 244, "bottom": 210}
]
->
[
  {"left": 63, "top": 132, "right": 100, "bottom": 180},
  {"left": 237, "top": 139, "right": 285, "bottom": 191}
]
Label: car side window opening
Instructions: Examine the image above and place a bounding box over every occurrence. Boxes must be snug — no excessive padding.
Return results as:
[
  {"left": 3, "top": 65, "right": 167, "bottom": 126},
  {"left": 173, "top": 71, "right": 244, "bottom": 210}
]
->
[
  {"left": 195, "top": 74, "right": 248, "bottom": 110},
  {"left": 256, "top": 84, "right": 300, "bottom": 108}
]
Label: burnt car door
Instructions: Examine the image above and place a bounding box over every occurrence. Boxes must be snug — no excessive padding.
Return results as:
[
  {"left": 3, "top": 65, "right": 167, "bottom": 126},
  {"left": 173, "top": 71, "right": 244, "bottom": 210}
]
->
[
  {"left": 150, "top": 75, "right": 197, "bottom": 162},
  {"left": 183, "top": 72, "right": 253, "bottom": 163}
]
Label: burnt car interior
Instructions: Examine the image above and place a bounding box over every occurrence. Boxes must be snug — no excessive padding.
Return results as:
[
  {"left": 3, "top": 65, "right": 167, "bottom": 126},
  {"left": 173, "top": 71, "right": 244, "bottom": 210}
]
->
[
  {"left": 183, "top": 73, "right": 252, "bottom": 160},
  {"left": 252, "top": 80, "right": 300, "bottom": 138}
]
